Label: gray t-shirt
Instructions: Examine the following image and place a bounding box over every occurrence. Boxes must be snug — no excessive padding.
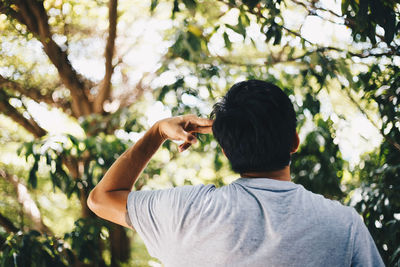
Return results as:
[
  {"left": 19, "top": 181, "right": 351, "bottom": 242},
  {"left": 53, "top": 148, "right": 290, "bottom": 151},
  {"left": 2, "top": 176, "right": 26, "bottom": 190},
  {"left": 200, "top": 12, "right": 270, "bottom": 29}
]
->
[{"left": 127, "top": 178, "right": 384, "bottom": 267}]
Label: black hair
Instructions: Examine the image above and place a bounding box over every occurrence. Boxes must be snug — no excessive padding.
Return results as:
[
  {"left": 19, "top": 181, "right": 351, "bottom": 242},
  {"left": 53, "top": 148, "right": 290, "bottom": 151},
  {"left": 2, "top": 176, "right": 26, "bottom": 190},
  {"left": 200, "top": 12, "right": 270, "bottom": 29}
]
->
[{"left": 210, "top": 80, "right": 297, "bottom": 173}]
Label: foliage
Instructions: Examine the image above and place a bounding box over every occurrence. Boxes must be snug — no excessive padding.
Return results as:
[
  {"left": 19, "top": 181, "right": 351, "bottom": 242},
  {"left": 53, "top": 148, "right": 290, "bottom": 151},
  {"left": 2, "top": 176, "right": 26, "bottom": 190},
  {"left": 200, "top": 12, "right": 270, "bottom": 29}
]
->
[
  {"left": 18, "top": 131, "right": 131, "bottom": 197},
  {"left": 292, "top": 117, "right": 345, "bottom": 200},
  {"left": 64, "top": 218, "right": 110, "bottom": 266},
  {"left": 355, "top": 154, "right": 400, "bottom": 266},
  {"left": 354, "top": 63, "right": 400, "bottom": 266},
  {"left": 341, "top": 0, "right": 399, "bottom": 45},
  {"left": 0, "top": 230, "right": 73, "bottom": 267}
]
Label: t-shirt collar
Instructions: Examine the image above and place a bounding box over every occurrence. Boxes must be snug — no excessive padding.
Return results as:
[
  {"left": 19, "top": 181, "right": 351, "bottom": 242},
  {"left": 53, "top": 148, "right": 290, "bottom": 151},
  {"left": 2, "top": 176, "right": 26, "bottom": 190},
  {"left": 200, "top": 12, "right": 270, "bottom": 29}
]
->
[{"left": 233, "top": 177, "right": 300, "bottom": 191}]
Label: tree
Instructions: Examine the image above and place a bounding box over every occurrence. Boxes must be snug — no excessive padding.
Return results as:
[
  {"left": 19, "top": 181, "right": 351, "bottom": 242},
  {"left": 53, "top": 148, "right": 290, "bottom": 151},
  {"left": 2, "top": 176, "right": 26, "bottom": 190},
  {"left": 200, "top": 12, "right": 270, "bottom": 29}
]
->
[
  {"left": 0, "top": 0, "right": 129, "bottom": 266},
  {"left": 0, "top": 0, "right": 399, "bottom": 266}
]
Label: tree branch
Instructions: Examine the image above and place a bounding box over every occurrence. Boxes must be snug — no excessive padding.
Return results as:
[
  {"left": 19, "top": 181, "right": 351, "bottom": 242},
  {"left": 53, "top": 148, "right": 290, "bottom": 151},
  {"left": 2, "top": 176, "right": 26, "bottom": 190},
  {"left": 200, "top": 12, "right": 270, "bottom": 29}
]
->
[
  {"left": 0, "top": 89, "right": 47, "bottom": 138},
  {"left": 280, "top": 23, "right": 399, "bottom": 57},
  {"left": 218, "top": 0, "right": 400, "bottom": 59},
  {"left": 1, "top": 0, "right": 93, "bottom": 117},
  {"left": 118, "top": 72, "right": 151, "bottom": 109},
  {"left": 94, "top": 0, "right": 119, "bottom": 113},
  {"left": 0, "top": 169, "right": 53, "bottom": 235},
  {"left": 0, "top": 75, "right": 72, "bottom": 113},
  {"left": 341, "top": 84, "right": 400, "bottom": 153},
  {"left": 289, "top": 0, "right": 344, "bottom": 19},
  {"left": 0, "top": 212, "right": 19, "bottom": 233},
  {"left": 170, "top": 46, "right": 313, "bottom": 68}
]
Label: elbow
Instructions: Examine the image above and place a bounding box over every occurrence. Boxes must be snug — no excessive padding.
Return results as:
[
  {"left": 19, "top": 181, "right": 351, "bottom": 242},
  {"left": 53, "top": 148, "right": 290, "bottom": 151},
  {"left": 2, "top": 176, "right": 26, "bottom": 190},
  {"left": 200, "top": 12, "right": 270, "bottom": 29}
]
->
[{"left": 87, "top": 188, "right": 100, "bottom": 214}]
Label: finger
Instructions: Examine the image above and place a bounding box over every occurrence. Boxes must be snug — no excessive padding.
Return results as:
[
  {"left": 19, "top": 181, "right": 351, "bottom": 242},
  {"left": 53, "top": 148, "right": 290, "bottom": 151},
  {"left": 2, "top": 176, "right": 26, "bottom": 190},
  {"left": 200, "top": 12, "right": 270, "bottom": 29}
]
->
[
  {"left": 176, "top": 129, "right": 197, "bottom": 144},
  {"left": 191, "top": 117, "right": 214, "bottom": 127},
  {"left": 188, "top": 126, "right": 213, "bottom": 134},
  {"left": 178, "top": 142, "right": 192, "bottom": 152},
  {"left": 183, "top": 115, "right": 214, "bottom": 127},
  {"left": 184, "top": 121, "right": 213, "bottom": 133}
]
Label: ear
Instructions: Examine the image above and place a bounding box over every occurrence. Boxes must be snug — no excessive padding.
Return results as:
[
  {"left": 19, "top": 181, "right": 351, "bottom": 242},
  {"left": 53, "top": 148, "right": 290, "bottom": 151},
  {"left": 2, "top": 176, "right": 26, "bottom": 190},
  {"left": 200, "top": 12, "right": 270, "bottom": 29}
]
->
[
  {"left": 290, "top": 132, "right": 300, "bottom": 154},
  {"left": 221, "top": 147, "right": 227, "bottom": 157}
]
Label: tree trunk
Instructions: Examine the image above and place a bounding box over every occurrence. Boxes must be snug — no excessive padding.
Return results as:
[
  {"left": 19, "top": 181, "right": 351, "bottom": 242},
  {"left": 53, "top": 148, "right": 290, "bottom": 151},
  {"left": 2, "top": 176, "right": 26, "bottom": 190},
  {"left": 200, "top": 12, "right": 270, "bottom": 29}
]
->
[
  {"left": 109, "top": 224, "right": 131, "bottom": 267},
  {"left": 80, "top": 188, "right": 93, "bottom": 219}
]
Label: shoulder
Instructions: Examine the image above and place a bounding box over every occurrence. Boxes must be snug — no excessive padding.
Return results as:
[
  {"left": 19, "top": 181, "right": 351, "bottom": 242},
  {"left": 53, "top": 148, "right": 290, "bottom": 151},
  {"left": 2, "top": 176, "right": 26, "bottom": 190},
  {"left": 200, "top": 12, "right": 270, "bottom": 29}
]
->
[
  {"left": 300, "top": 187, "right": 356, "bottom": 224},
  {"left": 126, "top": 183, "right": 216, "bottom": 228},
  {"left": 127, "top": 183, "right": 216, "bottom": 206}
]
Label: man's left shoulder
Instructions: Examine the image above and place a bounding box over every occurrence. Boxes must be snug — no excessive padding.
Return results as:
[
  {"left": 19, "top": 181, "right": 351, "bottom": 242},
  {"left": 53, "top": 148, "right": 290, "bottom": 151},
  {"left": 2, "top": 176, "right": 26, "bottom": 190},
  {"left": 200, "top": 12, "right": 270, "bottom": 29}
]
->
[{"left": 303, "top": 188, "right": 356, "bottom": 222}]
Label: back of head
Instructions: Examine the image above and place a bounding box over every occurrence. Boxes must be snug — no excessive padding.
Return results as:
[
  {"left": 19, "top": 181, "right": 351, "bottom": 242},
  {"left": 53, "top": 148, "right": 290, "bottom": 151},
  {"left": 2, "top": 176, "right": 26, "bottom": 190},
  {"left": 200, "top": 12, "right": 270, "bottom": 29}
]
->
[{"left": 211, "top": 80, "right": 296, "bottom": 173}]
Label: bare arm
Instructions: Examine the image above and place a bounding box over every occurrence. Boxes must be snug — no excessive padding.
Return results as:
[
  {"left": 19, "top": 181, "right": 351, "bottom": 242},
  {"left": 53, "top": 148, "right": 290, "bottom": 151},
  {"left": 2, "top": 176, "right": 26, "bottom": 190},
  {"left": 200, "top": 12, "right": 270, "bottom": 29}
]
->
[{"left": 87, "top": 115, "right": 213, "bottom": 228}]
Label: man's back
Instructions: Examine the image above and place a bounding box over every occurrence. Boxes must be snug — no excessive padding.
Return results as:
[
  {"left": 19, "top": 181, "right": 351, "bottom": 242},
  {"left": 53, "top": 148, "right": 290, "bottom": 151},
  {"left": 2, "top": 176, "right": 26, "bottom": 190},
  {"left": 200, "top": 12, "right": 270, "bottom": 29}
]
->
[
  {"left": 89, "top": 80, "right": 384, "bottom": 267},
  {"left": 127, "top": 178, "right": 384, "bottom": 267}
]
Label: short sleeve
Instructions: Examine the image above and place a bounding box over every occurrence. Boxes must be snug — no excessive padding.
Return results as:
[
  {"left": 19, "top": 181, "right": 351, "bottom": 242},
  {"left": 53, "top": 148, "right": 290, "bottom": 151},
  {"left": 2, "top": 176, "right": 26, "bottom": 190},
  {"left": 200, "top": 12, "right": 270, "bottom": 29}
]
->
[
  {"left": 351, "top": 210, "right": 385, "bottom": 267},
  {"left": 126, "top": 184, "right": 214, "bottom": 259}
]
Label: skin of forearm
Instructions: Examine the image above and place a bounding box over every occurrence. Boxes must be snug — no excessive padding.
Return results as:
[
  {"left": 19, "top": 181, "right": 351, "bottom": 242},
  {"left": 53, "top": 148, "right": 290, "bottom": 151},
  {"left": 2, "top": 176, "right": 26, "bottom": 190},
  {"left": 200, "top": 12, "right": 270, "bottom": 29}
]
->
[
  {"left": 87, "top": 122, "right": 165, "bottom": 227},
  {"left": 95, "top": 122, "right": 165, "bottom": 193}
]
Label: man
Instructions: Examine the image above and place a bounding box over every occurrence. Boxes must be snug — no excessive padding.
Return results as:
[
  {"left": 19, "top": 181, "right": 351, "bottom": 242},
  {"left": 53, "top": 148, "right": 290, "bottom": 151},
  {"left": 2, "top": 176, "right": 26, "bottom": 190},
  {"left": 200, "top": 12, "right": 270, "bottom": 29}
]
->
[{"left": 88, "top": 80, "right": 384, "bottom": 266}]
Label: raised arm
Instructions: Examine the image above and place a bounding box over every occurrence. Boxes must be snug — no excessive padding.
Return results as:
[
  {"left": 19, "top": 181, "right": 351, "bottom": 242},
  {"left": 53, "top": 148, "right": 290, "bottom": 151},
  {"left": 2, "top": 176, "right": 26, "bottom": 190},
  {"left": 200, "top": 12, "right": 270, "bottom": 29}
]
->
[{"left": 87, "top": 115, "right": 213, "bottom": 228}]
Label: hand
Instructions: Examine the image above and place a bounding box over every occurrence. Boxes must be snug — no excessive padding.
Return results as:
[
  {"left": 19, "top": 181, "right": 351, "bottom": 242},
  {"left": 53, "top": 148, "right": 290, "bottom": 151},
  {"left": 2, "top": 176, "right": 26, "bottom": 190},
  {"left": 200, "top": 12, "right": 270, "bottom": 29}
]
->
[{"left": 156, "top": 115, "right": 213, "bottom": 152}]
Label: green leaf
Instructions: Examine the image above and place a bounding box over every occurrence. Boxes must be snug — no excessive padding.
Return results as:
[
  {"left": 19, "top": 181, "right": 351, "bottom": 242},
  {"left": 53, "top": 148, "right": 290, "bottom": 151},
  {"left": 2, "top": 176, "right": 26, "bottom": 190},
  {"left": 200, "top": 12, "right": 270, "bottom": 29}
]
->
[
  {"left": 67, "top": 134, "right": 79, "bottom": 147},
  {"left": 273, "top": 29, "right": 282, "bottom": 45},
  {"left": 157, "top": 85, "right": 170, "bottom": 101},
  {"left": 243, "top": 0, "right": 260, "bottom": 10},
  {"left": 237, "top": 14, "right": 246, "bottom": 37},
  {"left": 0, "top": 246, "right": 13, "bottom": 267},
  {"left": 150, "top": 0, "right": 159, "bottom": 12},
  {"left": 182, "top": 0, "right": 197, "bottom": 11},
  {"left": 382, "top": 11, "right": 396, "bottom": 44},
  {"left": 225, "top": 24, "right": 238, "bottom": 34},
  {"left": 45, "top": 153, "right": 52, "bottom": 165},
  {"left": 341, "top": 0, "right": 350, "bottom": 14},
  {"left": 172, "top": 0, "right": 179, "bottom": 18},
  {"left": 223, "top": 32, "right": 232, "bottom": 50},
  {"left": 187, "top": 31, "right": 201, "bottom": 51},
  {"left": 28, "top": 161, "right": 38, "bottom": 189}
]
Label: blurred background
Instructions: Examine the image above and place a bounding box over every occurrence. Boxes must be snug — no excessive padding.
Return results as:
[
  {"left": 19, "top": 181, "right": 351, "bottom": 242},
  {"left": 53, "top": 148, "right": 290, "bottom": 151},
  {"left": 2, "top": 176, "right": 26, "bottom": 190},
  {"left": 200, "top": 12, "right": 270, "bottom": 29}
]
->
[{"left": 0, "top": 0, "right": 399, "bottom": 266}]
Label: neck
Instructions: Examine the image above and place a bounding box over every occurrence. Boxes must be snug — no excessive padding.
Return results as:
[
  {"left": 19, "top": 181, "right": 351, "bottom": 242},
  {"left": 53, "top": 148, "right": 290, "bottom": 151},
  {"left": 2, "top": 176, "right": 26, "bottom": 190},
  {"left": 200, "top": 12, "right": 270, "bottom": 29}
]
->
[{"left": 240, "top": 165, "right": 291, "bottom": 181}]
